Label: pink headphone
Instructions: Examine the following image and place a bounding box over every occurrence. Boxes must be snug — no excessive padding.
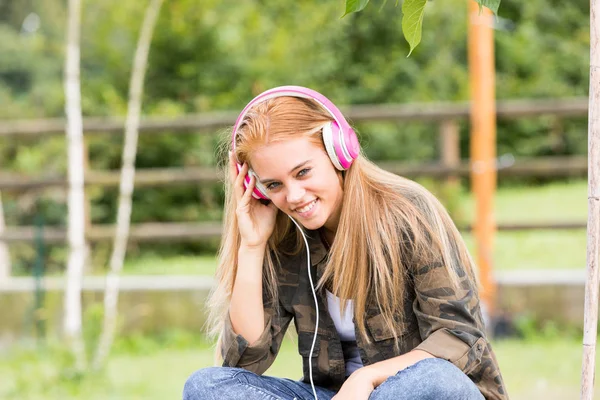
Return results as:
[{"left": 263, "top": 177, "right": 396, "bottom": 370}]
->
[{"left": 231, "top": 86, "right": 360, "bottom": 200}]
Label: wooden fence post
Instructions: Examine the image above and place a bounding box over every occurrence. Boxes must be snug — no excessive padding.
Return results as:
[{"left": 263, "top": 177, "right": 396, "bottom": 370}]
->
[
  {"left": 0, "top": 192, "right": 10, "bottom": 280},
  {"left": 439, "top": 119, "right": 461, "bottom": 186}
]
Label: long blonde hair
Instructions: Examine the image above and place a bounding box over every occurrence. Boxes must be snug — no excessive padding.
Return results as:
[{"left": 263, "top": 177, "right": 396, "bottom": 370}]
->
[{"left": 207, "top": 95, "right": 479, "bottom": 350}]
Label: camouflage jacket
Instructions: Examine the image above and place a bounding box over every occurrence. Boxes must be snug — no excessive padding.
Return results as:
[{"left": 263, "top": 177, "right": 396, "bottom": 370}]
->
[{"left": 221, "top": 230, "right": 508, "bottom": 400}]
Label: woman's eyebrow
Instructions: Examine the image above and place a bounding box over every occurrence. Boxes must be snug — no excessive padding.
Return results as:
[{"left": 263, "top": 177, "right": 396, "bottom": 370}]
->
[{"left": 259, "top": 160, "right": 312, "bottom": 184}]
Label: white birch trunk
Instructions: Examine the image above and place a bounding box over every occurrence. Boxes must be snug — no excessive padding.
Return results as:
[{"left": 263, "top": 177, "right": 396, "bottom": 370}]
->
[
  {"left": 581, "top": 1, "right": 600, "bottom": 398},
  {"left": 92, "top": 0, "right": 164, "bottom": 370},
  {"left": 63, "top": 0, "right": 87, "bottom": 371},
  {"left": 0, "top": 192, "right": 10, "bottom": 281}
]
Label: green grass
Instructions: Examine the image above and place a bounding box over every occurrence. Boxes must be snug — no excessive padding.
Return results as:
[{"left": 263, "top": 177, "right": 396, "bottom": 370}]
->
[
  {"left": 460, "top": 179, "right": 587, "bottom": 270},
  {"left": 463, "top": 230, "right": 587, "bottom": 270},
  {"left": 461, "top": 179, "right": 588, "bottom": 224},
  {"left": 493, "top": 337, "right": 593, "bottom": 400},
  {"left": 0, "top": 334, "right": 302, "bottom": 400},
  {"left": 0, "top": 334, "right": 597, "bottom": 400}
]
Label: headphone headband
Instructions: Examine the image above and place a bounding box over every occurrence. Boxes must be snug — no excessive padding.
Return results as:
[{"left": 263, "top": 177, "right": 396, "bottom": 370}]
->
[{"left": 231, "top": 86, "right": 352, "bottom": 151}]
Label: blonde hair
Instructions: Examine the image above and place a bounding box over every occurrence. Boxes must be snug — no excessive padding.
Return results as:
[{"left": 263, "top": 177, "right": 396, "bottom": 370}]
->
[{"left": 207, "top": 96, "right": 479, "bottom": 351}]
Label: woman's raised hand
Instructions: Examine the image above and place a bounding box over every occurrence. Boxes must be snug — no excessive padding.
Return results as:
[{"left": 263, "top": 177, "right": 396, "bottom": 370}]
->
[{"left": 229, "top": 152, "right": 278, "bottom": 248}]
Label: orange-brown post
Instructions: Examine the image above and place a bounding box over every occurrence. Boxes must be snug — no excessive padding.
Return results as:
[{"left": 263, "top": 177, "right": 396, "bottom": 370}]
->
[{"left": 468, "top": 2, "right": 497, "bottom": 316}]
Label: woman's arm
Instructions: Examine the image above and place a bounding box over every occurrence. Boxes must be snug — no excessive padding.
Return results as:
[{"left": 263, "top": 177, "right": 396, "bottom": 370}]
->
[
  {"left": 221, "top": 289, "right": 293, "bottom": 375},
  {"left": 219, "top": 155, "right": 289, "bottom": 374},
  {"left": 229, "top": 242, "right": 267, "bottom": 345},
  {"left": 221, "top": 243, "right": 293, "bottom": 374},
  {"left": 331, "top": 350, "right": 435, "bottom": 399},
  {"left": 360, "top": 349, "right": 435, "bottom": 387}
]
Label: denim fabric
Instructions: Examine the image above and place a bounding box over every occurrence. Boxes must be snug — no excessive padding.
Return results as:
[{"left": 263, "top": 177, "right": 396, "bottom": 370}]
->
[
  {"left": 182, "top": 366, "right": 336, "bottom": 400},
  {"left": 368, "top": 358, "right": 484, "bottom": 400},
  {"left": 183, "top": 358, "right": 484, "bottom": 400}
]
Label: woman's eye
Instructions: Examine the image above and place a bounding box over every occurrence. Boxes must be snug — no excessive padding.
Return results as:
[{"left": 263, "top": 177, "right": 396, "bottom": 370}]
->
[
  {"left": 298, "top": 168, "right": 311, "bottom": 177},
  {"left": 265, "top": 168, "right": 310, "bottom": 191}
]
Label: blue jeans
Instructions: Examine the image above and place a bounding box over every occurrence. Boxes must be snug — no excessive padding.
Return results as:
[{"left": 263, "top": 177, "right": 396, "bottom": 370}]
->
[{"left": 183, "top": 358, "right": 484, "bottom": 400}]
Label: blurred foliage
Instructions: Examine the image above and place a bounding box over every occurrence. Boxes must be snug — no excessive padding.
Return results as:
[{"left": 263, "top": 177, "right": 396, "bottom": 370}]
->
[
  {"left": 512, "top": 313, "right": 582, "bottom": 342},
  {"left": 0, "top": 0, "right": 591, "bottom": 271}
]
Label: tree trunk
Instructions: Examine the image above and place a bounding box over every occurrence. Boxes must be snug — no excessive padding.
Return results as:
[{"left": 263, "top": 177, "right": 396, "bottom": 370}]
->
[
  {"left": 63, "top": 0, "right": 87, "bottom": 371},
  {"left": 581, "top": 1, "right": 600, "bottom": 398},
  {"left": 0, "top": 192, "right": 10, "bottom": 281},
  {"left": 92, "top": 0, "right": 164, "bottom": 370}
]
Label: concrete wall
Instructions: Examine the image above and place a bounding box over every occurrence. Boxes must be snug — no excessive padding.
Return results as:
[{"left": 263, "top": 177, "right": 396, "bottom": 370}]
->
[{"left": 0, "top": 276, "right": 212, "bottom": 346}]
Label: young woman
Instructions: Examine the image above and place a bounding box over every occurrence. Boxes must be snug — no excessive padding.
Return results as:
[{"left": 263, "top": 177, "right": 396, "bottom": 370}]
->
[{"left": 183, "top": 87, "right": 508, "bottom": 400}]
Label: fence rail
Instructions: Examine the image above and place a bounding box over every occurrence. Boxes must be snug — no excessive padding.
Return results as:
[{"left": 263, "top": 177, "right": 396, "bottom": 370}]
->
[
  {"left": 0, "top": 220, "right": 587, "bottom": 243},
  {"left": 0, "top": 156, "right": 589, "bottom": 191},
  {"left": 0, "top": 97, "right": 588, "bottom": 137}
]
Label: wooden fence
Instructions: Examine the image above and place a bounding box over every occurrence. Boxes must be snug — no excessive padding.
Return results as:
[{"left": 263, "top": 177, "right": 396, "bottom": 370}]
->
[{"left": 0, "top": 97, "right": 590, "bottom": 247}]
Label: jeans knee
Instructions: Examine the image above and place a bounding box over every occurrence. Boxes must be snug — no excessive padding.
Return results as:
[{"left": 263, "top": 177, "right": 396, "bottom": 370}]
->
[
  {"left": 183, "top": 366, "right": 233, "bottom": 400},
  {"left": 426, "top": 376, "right": 483, "bottom": 399},
  {"left": 419, "top": 359, "right": 483, "bottom": 400},
  {"left": 371, "top": 358, "right": 483, "bottom": 400}
]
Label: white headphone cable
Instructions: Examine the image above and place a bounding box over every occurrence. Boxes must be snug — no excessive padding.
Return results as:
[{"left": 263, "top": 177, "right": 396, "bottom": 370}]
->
[{"left": 287, "top": 216, "right": 319, "bottom": 400}]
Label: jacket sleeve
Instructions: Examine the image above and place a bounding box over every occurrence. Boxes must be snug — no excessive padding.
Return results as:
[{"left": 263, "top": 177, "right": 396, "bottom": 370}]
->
[
  {"left": 411, "top": 260, "right": 485, "bottom": 369},
  {"left": 411, "top": 261, "right": 508, "bottom": 400},
  {"left": 220, "top": 299, "right": 293, "bottom": 376}
]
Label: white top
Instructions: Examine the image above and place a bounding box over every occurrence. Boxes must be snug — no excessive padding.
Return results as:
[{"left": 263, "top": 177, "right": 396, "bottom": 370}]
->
[{"left": 326, "top": 290, "right": 364, "bottom": 376}]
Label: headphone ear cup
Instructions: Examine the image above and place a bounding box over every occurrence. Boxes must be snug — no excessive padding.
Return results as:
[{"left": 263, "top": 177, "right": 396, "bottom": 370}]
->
[
  {"left": 323, "top": 121, "right": 358, "bottom": 170},
  {"left": 343, "top": 128, "right": 360, "bottom": 161},
  {"left": 236, "top": 163, "right": 270, "bottom": 200},
  {"left": 322, "top": 122, "right": 344, "bottom": 171}
]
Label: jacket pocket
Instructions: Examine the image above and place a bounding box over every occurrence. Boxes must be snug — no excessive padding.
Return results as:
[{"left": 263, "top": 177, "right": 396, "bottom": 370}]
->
[
  {"left": 298, "top": 330, "right": 325, "bottom": 383},
  {"left": 366, "top": 313, "right": 424, "bottom": 363},
  {"left": 366, "top": 313, "right": 409, "bottom": 363}
]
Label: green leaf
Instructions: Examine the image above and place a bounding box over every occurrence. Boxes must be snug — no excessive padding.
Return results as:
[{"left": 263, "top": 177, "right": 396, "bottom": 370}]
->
[
  {"left": 402, "top": 0, "right": 427, "bottom": 56},
  {"left": 342, "top": 0, "right": 370, "bottom": 17},
  {"left": 476, "top": 0, "right": 501, "bottom": 15}
]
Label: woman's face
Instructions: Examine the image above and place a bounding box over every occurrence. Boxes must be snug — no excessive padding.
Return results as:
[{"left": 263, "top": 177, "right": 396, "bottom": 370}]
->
[{"left": 250, "top": 137, "right": 344, "bottom": 233}]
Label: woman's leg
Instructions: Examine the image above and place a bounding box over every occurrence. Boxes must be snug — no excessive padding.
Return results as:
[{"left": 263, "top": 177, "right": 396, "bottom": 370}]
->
[
  {"left": 368, "top": 358, "right": 484, "bottom": 400},
  {"left": 183, "top": 366, "right": 337, "bottom": 400}
]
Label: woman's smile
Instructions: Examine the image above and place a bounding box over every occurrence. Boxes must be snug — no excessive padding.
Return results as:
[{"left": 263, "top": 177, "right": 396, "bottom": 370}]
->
[{"left": 294, "top": 198, "right": 318, "bottom": 218}]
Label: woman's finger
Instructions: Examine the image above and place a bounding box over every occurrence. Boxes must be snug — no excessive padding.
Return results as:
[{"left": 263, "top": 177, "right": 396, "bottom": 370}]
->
[
  {"left": 233, "top": 162, "right": 248, "bottom": 200},
  {"left": 240, "top": 172, "right": 256, "bottom": 205}
]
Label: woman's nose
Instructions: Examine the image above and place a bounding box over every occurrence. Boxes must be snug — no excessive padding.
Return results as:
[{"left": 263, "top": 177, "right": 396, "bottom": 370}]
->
[{"left": 286, "top": 183, "right": 306, "bottom": 204}]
